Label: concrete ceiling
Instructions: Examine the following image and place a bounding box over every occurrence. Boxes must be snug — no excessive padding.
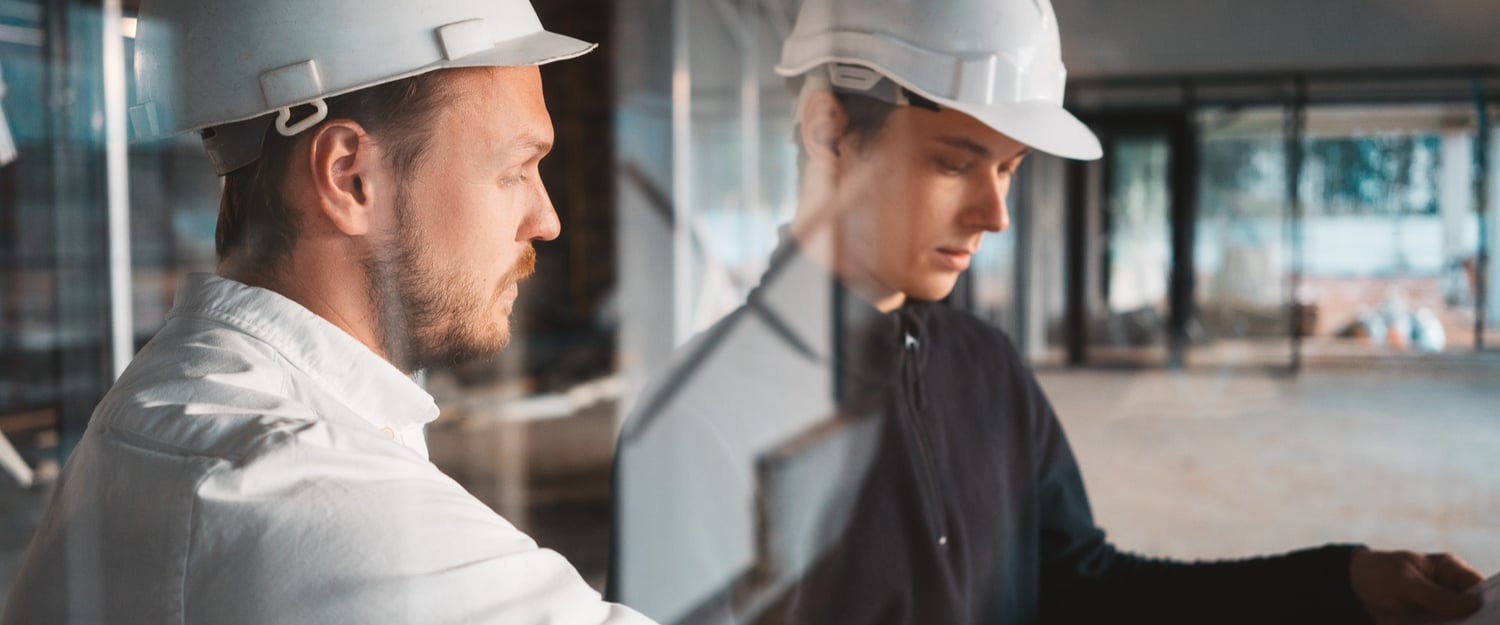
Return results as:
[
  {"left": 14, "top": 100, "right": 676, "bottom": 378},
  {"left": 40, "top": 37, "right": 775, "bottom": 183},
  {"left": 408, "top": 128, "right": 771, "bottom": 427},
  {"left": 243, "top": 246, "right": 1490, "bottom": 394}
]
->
[{"left": 1055, "top": 0, "right": 1500, "bottom": 79}]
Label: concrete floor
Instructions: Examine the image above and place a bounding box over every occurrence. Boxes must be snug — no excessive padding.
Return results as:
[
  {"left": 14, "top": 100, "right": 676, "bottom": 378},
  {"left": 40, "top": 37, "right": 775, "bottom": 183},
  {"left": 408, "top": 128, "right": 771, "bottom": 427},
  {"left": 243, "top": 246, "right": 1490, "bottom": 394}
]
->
[{"left": 1040, "top": 358, "right": 1500, "bottom": 576}]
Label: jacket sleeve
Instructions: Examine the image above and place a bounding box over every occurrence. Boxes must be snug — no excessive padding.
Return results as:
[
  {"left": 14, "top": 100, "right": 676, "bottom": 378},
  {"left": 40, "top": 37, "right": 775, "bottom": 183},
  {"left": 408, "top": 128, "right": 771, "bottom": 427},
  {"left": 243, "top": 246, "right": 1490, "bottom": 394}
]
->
[{"left": 1020, "top": 368, "right": 1373, "bottom": 625}]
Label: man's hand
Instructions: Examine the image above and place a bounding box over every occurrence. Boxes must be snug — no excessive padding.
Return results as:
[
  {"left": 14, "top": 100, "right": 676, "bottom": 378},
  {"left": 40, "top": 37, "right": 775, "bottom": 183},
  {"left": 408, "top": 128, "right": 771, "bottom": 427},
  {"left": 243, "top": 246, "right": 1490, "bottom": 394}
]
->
[{"left": 1350, "top": 549, "right": 1485, "bottom": 625}]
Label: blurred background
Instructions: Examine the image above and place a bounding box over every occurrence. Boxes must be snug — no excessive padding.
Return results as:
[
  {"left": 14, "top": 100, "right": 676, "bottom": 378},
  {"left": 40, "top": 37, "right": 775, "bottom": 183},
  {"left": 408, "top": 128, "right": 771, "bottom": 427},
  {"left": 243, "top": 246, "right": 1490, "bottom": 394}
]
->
[{"left": 1, "top": 0, "right": 1497, "bottom": 613}]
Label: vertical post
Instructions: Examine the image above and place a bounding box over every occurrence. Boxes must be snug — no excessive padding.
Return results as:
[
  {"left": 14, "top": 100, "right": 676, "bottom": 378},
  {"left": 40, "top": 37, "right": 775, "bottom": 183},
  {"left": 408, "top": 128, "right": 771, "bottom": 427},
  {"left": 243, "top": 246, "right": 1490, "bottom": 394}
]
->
[
  {"left": 1284, "top": 78, "right": 1307, "bottom": 373},
  {"left": 43, "top": 0, "right": 66, "bottom": 452},
  {"left": 671, "top": 0, "right": 693, "bottom": 346},
  {"left": 103, "top": 0, "right": 132, "bottom": 379},
  {"left": 1013, "top": 159, "right": 1034, "bottom": 358},
  {"left": 1473, "top": 78, "right": 1490, "bottom": 351},
  {"left": 1098, "top": 141, "right": 1114, "bottom": 309},
  {"left": 1065, "top": 156, "right": 1090, "bottom": 366},
  {"left": 1168, "top": 89, "right": 1200, "bottom": 369}
]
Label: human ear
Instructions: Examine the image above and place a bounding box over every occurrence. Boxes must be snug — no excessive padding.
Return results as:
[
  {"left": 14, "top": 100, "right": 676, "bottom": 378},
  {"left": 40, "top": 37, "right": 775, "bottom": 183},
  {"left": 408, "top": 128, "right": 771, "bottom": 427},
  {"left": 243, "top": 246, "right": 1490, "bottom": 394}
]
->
[
  {"left": 305, "top": 120, "right": 379, "bottom": 236},
  {"left": 799, "top": 90, "right": 849, "bottom": 173}
]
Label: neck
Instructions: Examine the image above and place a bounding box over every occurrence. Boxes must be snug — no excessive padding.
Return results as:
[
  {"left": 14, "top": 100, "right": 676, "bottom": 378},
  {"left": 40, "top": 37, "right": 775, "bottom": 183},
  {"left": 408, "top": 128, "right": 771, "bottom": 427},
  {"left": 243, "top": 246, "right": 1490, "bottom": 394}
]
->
[
  {"left": 219, "top": 250, "right": 391, "bottom": 363},
  {"left": 789, "top": 203, "right": 907, "bottom": 313}
]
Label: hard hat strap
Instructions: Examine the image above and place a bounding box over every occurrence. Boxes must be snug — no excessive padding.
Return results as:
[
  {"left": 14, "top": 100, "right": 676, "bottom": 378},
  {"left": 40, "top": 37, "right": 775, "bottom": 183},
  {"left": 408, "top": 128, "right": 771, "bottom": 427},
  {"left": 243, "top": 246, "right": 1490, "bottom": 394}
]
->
[{"left": 274, "top": 99, "right": 329, "bottom": 137}]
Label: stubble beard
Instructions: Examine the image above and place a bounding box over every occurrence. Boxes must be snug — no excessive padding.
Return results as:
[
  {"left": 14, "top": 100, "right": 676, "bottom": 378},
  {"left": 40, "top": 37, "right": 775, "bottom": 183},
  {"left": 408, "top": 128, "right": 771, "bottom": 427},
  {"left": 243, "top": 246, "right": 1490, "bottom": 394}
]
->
[{"left": 364, "top": 197, "right": 536, "bottom": 373}]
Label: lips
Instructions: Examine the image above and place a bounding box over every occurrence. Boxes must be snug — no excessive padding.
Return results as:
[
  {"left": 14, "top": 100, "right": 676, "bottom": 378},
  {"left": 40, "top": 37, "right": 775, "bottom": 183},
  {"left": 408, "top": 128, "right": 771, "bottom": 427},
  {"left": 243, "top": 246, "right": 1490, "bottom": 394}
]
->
[
  {"left": 934, "top": 247, "right": 976, "bottom": 272},
  {"left": 491, "top": 277, "right": 523, "bottom": 307}
]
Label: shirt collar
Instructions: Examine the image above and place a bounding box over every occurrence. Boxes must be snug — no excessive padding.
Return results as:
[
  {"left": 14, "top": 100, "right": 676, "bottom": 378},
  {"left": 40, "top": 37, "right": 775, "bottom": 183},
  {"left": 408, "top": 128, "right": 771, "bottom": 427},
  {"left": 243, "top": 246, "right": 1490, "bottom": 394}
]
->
[{"left": 168, "top": 273, "right": 441, "bottom": 431}]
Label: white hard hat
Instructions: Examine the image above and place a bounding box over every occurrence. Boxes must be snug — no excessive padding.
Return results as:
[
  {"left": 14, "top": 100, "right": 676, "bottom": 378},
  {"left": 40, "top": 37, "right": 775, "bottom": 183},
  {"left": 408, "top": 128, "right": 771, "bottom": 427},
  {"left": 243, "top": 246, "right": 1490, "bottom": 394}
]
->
[
  {"left": 776, "top": 0, "right": 1101, "bottom": 161},
  {"left": 132, "top": 0, "right": 596, "bottom": 174}
]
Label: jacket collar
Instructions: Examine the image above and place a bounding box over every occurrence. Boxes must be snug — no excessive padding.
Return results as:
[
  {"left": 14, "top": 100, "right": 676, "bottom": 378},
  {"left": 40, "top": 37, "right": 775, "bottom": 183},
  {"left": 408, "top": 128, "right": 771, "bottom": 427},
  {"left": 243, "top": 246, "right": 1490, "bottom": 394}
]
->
[
  {"left": 167, "top": 273, "right": 441, "bottom": 431},
  {"left": 748, "top": 237, "right": 934, "bottom": 403}
]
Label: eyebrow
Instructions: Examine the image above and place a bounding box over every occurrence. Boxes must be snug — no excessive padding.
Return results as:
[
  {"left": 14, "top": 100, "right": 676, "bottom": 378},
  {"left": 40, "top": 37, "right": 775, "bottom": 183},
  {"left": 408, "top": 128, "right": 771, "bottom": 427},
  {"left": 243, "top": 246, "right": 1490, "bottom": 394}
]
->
[
  {"left": 503, "top": 137, "right": 553, "bottom": 162},
  {"left": 935, "top": 136, "right": 992, "bottom": 158},
  {"left": 933, "top": 136, "right": 1031, "bottom": 162}
]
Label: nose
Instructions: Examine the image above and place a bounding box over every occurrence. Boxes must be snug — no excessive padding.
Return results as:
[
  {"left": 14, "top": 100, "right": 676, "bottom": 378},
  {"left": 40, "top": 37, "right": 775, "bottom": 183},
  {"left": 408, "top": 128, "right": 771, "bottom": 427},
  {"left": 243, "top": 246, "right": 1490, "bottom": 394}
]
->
[
  {"left": 963, "top": 174, "right": 1011, "bottom": 233},
  {"left": 524, "top": 178, "right": 561, "bottom": 242}
]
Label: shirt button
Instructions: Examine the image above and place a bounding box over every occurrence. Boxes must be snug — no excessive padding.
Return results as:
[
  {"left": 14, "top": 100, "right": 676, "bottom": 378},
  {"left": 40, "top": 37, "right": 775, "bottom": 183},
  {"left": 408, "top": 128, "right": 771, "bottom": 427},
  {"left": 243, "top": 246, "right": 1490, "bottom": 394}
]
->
[
  {"left": 938, "top": 535, "right": 948, "bottom": 546},
  {"left": 381, "top": 427, "right": 397, "bottom": 440}
]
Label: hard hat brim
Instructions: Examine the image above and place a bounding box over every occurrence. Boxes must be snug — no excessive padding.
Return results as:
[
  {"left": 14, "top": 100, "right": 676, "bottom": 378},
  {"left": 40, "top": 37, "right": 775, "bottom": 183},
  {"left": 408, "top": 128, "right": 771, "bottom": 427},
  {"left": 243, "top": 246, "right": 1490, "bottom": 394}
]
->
[
  {"left": 940, "top": 99, "right": 1103, "bottom": 162},
  {"left": 782, "top": 60, "right": 1102, "bottom": 161},
  {"left": 447, "top": 29, "right": 598, "bottom": 70}
]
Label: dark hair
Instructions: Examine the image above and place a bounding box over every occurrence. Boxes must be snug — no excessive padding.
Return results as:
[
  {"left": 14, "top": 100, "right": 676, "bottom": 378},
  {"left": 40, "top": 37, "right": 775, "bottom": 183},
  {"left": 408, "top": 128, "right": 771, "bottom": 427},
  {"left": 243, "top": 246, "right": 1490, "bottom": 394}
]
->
[
  {"left": 215, "top": 69, "right": 455, "bottom": 274},
  {"left": 794, "top": 91, "right": 902, "bottom": 172}
]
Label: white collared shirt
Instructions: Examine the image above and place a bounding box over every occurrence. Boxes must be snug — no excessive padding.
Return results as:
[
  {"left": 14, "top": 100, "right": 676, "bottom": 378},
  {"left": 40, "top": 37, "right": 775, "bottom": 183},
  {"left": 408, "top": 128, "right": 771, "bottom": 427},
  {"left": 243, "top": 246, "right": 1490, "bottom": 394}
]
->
[{"left": 3, "top": 273, "right": 654, "bottom": 625}]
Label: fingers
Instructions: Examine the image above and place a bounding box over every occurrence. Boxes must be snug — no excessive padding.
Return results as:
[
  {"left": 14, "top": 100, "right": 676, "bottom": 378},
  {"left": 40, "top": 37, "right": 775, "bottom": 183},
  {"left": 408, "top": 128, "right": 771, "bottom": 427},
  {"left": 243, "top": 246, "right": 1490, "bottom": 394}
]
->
[
  {"left": 1426, "top": 552, "right": 1486, "bottom": 592},
  {"left": 1406, "top": 566, "right": 1484, "bottom": 621}
]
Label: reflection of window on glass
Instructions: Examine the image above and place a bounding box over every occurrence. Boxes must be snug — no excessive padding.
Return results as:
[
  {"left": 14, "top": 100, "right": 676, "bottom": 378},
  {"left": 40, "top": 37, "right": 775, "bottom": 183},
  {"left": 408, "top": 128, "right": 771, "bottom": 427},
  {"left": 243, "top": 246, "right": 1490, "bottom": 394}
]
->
[
  {"left": 1196, "top": 113, "right": 1291, "bottom": 342},
  {"left": 1303, "top": 135, "right": 1445, "bottom": 276},
  {"left": 1107, "top": 138, "right": 1172, "bottom": 314}
]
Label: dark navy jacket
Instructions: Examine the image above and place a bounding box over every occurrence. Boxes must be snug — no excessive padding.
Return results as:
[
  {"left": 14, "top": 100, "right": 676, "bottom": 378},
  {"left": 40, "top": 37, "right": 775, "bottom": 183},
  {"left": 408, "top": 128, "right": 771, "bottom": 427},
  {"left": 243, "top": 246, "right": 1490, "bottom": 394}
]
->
[{"left": 612, "top": 242, "right": 1370, "bottom": 625}]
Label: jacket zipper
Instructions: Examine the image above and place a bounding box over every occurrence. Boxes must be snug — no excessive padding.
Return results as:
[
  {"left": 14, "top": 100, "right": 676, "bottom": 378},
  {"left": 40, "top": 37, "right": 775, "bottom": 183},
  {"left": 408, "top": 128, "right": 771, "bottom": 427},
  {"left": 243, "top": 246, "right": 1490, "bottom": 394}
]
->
[{"left": 901, "top": 331, "right": 949, "bottom": 548}]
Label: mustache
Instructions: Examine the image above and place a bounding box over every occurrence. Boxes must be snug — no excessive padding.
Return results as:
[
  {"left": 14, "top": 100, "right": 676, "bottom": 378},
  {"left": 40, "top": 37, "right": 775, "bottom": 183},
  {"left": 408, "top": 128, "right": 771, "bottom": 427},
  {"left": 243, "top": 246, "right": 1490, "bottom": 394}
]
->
[
  {"left": 508, "top": 246, "right": 537, "bottom": 284},
  {"left": 494, "top": 247, "right": 537, "bottom": 300}
]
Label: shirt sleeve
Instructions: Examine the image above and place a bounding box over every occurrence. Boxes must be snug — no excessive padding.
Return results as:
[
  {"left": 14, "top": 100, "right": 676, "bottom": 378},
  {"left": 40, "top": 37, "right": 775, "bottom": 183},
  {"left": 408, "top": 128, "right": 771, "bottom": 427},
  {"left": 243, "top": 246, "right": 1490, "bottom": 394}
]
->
[
  {"left": 185, "top": 430, "right": 657, "bottom": 625},
  {"left": 1016, "top": 356, "right": 1373, "bottom": 625}
]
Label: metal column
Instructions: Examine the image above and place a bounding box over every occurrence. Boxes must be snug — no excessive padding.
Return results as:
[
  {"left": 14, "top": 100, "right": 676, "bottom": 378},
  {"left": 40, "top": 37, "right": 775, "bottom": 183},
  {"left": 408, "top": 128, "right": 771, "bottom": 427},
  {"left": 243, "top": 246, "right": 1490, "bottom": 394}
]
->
[
  {"left": 1284, "top": 78, "right": 1308, "bottom": 373},
  {"left": 1167, "top": 87, "right": 1200, "bottom": 369}
]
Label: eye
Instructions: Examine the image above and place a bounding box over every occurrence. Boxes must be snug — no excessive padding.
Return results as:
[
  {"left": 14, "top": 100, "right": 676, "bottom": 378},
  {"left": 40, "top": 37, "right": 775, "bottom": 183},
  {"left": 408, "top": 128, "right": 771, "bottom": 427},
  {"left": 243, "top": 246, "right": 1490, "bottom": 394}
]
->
[{"left": 935, "top": 157, "right": 971, "bottom": 175}]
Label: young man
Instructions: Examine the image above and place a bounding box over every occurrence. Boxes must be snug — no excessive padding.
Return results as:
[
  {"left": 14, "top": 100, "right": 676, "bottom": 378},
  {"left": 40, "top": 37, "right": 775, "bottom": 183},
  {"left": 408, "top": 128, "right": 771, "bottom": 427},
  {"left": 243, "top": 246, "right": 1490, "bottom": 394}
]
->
[
  {"left": 4, "top": 1, "right": 654, "bottom": 623},
  {"left": 611, "top": 1, "right": 1487, "bottom": 624}
]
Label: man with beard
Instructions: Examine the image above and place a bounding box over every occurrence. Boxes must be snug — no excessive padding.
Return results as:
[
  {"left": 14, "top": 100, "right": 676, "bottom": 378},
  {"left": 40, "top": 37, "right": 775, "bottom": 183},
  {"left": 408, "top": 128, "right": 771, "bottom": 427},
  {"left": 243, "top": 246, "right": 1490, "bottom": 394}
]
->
[
  {"left": 610, "top": 0, "right": 1488, "bottom": 624},
  {"left": 4, "top": 1, "right": 655, "bottom": 624}
]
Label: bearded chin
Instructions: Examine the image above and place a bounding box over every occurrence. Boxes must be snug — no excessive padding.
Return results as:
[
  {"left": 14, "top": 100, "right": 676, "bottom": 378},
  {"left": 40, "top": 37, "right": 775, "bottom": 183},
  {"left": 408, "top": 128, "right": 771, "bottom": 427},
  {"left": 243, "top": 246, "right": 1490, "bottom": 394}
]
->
[{"left": 363, "top": 221, "right": 513, "bottom": 374}]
